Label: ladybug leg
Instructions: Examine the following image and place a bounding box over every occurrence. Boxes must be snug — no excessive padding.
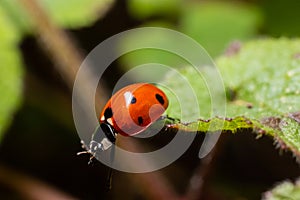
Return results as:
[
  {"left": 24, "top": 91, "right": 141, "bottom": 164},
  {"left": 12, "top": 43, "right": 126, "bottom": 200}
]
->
[
  {"left": 106, "top": 144, "right": 116, "bottom": 190},
  {"left": 77, "top": 140, "right": 101, "bottom": 164},
  {"left": 77, "top": 125, "right": 114, "bottom": 164},
  {"left": 77, "top": 140, "right": 93, "bottom": 157},
  {"left": 159, "top": 115, "right": 180, "bottom": 124},
  {"left": 78, "top": 139, "right": 89, "bottom": 152},
  {"left": 87, "top": 154, "right": 95, "bottom": 165},
  {"left": 106, "top": 168, "right": 113, "bottom": 190}
]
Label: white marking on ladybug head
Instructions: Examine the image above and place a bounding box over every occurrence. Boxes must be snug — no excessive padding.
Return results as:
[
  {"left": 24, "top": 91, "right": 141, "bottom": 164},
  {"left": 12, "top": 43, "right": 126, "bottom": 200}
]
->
[
  {"left": 124, "top": 91, "right": 134, "bottom": 108},
  {"left": 100, "top": 115, "right": 105, "bottom": 121},
  {"left": 107, "top": 118, "right": 113, "bottom": 126}
]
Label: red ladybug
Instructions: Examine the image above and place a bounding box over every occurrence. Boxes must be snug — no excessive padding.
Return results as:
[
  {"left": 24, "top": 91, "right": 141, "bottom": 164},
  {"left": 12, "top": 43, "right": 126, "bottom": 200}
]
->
[
  {"left": 78, "top": 83, "right": 169, "bottom": 189},
  {"left": 100, "top": 83, "right": 169, "bottom": 143}
]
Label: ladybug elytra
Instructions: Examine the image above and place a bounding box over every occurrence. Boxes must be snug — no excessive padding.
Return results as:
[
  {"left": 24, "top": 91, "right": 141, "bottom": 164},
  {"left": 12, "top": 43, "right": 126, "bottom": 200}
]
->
[{"left": 100, "top": 83, "right": 169, "bottom": 143}]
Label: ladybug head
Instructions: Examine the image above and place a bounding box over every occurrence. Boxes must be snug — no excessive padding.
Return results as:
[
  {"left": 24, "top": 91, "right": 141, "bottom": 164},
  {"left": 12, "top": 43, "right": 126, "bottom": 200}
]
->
[{"left": 100, "top": 122, "right": 117, "bottom": 144}]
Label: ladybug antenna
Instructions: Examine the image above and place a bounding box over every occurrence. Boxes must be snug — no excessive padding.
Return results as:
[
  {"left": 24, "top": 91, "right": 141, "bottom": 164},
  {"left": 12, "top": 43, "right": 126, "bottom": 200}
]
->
[
  {"left": 87, "top": 155, "right": 95, "bottom": 165},
  {"left": 77, "top": 151, "right": 92, "bottom": 165}
]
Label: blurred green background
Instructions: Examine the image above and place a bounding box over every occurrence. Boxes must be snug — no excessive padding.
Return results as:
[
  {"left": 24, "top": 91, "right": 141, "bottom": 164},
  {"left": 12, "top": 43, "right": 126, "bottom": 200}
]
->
[{"left": 0, "top": 0, "right": 300, "bottom": 199}]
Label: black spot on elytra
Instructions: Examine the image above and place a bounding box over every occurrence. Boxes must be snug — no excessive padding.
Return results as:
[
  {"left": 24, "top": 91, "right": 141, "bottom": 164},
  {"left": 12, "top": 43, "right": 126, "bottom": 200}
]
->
[
  {"left": 138, "top": 116, "right": 143, "bottom": 125},
  {"left": 130, "top": 96, "right": 137, "bottom": 104},
  {"left": 104, "top": 107, "right": 113, "bottom": 119},
  {"left": 155, "top": 94, "right": 164, "bottom": 105}
]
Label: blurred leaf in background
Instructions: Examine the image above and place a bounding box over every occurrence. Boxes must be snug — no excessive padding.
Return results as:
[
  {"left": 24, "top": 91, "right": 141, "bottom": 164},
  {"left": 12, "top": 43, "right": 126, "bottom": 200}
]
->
[
  {"left": 1, "top": 0, "right": 114, "bottom": 33},
  {"left": 118, "top": 28, "right": 191, "bottom": 81},
  {"left": 179, "top": 2, "right": 262, "bottom": 57},
  {"left": 127, "top": 0, "right": 182, "bottom": 19},
  {"left": 40, "top": 0, "right": 114, "bottom": 28},
  {"left": 0, "top": 5, "right": 24, "bottom": 141},
  {"left": 262, "top": 0, "right": 300, "bottom": 37},
  {"left": 0, "top": 0, "right": 115, "bottom": 141},
  {"left": 120, "top": 1, "right": 263, "bottom": 75}
]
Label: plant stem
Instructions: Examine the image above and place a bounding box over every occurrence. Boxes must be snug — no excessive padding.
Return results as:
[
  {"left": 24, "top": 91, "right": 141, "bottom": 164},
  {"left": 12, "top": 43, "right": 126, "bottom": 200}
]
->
[
  {"left": 18, "top": 0, "right": 109, "bottom": 113},
  {"left": 183, "top": 133, "right": 225, "bottom": 200}
]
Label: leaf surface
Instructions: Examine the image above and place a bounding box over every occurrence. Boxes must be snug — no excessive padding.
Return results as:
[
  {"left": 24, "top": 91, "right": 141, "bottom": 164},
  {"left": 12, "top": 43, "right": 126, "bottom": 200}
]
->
[{"left": 162, "top": 38, "right": 300, "bottom": 156}]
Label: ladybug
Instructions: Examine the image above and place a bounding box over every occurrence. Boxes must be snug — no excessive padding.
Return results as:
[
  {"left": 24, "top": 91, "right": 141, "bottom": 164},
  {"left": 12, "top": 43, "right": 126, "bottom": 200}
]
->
[
  {"left": 78, "top": 83, "right": 169, "bottom": 189},
  {"left": 100, "top": 83, "right": 169, "bottom": 143}
]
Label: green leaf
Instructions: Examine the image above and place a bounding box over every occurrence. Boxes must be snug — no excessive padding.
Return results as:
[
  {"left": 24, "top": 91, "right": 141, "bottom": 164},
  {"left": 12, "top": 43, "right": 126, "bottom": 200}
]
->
[
  {"left": 262, "top": 0, "right": 300, "bottom": 37},
  {"left": 162, "top": 38, "right": 300, "bottom": 156},
  {"left": 0, "top": 0, "right": 114, "bottom": 141},
  {"left": 263, "top": 179, "right": 300, "bottom": 200},
  {"left": 0, "top": 6, "right": 24, "bottom": 140},
  {"left": 217, "top": 38, "right": 300, "bottom": 157},
  {"left": 119, "top": 2, "right": 262, "bottom": 72},
  {"left": 0, "top": 4, "right": 22, "bottom": 45},
  {"left": 118, "top": 26, "right": 191, "bottom": 80},
  {"left": 179, "top": 2, "right": 262, "bottom": 57},
  {"left": 41, "top": 0, "right": 114, "bottom": 28},
  {"left": 218, "top": 38, "right": 300, "bottom": 118},
  {"left": 161, "top": 67, "right": 216, "bottom": 121},
  {"left": 161, "top": 66, "right": 252, "bottom": 133},
  {"left": 128, "top": 0, "right": 181, "bottom": 19},
  {"left": 1, "top": 0, "right": 114, "bottom": 32}
]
